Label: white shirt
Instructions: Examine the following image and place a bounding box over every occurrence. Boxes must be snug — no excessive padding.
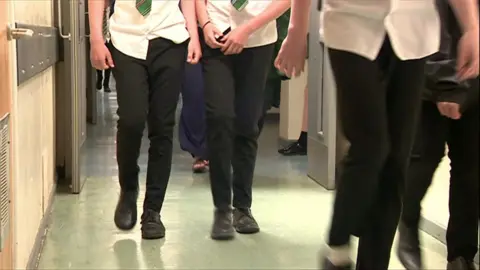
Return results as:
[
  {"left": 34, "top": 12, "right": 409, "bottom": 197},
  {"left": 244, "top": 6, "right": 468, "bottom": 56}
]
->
[
  {"left": 320, "top": 0, "right": 441, "bottom": 61},
  {"left": 109, "top": 0, "right": 189, "bottom": 60},
  {"left": 207, "top": 1, "right": 278, "bottom": 48}
]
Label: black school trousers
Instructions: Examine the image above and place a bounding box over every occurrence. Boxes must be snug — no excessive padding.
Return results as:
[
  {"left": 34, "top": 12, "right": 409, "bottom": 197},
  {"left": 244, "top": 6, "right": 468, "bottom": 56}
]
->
[
  {"left": 327, "top": 37, "right": 427, "bottom": 269},
  {"left": 402, "top": 101, "right": 479, "bottom": 262},
  {"left": 111, "top": 37, "right": 187, "bottom": 212},
  {"left": 201, "top": 39, "right": 274, "bottom": 210}
]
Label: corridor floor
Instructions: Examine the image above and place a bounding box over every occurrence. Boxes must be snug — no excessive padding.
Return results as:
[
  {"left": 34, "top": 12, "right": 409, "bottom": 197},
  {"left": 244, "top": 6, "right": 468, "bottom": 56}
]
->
[{"left": 38, "top": 90, "right": 450, "bottom": 269}]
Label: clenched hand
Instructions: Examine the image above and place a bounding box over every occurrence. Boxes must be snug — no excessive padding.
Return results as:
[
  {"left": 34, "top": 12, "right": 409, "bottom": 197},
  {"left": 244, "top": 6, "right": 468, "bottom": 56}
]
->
[{"left": 90, "top": 40, "right": 114, "bottom": 70}]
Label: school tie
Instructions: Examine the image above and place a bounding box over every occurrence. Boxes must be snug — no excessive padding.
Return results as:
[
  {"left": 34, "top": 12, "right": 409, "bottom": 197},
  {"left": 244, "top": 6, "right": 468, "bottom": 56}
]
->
[
  {"left": 231, "top": 0, "right": 248, "bottom": 11},
  {"left": 136, "top": 0, "right": 152, "bottom": 16},
  {"left": 102, "top": 9, "right": 110, "bottom": 41}
]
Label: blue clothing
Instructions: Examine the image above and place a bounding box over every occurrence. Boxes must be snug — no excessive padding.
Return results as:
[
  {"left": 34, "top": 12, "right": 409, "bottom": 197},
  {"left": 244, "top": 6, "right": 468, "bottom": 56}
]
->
[{"left": 179, "top": 63, "right": 207, "bottom": 159}]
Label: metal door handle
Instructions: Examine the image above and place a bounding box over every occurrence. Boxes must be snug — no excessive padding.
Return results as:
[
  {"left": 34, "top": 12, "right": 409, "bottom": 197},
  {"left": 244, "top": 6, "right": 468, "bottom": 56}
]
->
[
  {"left": 57, "top": 0, "right": 71, "bottom": 39},
  {"left": 7, "top": 25, "right": 34, "bottom": 40}
]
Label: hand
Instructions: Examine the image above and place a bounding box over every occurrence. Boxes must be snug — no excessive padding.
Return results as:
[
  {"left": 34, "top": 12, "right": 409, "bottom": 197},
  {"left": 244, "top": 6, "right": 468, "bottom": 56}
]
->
[
  {"left": 221, "top": 25, "right": 251, "bottom": 55},
  {"left": 202, "top": 23, "right": 223, "bottom": 49},
  {"left": 274, "top": 31, "right": 307, "bottom": 78},
  {"left": 187, "top": 38, "right": 202, "bottom": 64},
  {"left": 90, "top": 40, "right": 114, "bottom": 70},
  {"left": 437, "top": 102, "right": 462, "bottom": 120},
  {"left": 456, "top": 28, "right": 479, "bottom": 80}
]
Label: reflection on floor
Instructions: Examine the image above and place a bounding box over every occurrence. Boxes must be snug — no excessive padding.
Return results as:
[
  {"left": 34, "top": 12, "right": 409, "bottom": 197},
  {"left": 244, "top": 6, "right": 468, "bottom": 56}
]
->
[{"left": 38, "top": 88, "right": 449, "bottom": 269}]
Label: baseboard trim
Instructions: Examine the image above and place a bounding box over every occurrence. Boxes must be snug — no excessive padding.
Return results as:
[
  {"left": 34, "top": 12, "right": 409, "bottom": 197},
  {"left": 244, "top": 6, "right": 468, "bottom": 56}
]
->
[
  {"left": 26, "top": 181, "right": 56, "bottom": 270},
  {"left": 419, "top": 216, "right": 447, "bottom": 244},
  {"left": 420, "top": 216, "right": 479, "bottom": 265}
]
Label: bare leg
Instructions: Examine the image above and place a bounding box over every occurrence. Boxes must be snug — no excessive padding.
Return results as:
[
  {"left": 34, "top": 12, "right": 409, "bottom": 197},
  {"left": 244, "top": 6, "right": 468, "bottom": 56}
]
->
[{"left": 301, "top": 86, "right": 308, "bottom": 132}]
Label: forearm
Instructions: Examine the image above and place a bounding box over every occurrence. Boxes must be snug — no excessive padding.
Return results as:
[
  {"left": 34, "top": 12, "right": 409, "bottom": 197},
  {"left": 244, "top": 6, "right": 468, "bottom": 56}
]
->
[
  {"left": 448, "top": 0, "right": 479, "bottom": 33},
  {"left": 88, "top": 0, "right": 106, "bottom": 43},
  {"left": 244, "top": 0, "right": 291, "bottom": 33},
  {"left": 288, "top": 0, "right": 311, "bottom": 36},
  {"left": 181, "top": 0, "right": 199, "bottom": 38},
  {"left": 195, "top": 0, "right": 210, "bottom": 28}
]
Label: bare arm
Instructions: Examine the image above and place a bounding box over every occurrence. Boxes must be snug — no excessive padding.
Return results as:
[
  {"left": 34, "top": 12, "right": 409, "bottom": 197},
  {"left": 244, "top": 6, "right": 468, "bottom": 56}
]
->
[
  {"left": 448, "top": 0, "right": 479, "bottom": 33},
  {"left": 243, "top": 0, "right": 291, "bottom": 34},
  {"left": 181, "top": 0, "right": 199, "bottom": 39},
  {"left": 88, "top": 0, "right": 107, "bottom": 43},
  {"left": 287, "top": 0, "right": 311, "bottom": 37},
  {"left": 195, "top": 0, "right": 210, "bottom": 28}
]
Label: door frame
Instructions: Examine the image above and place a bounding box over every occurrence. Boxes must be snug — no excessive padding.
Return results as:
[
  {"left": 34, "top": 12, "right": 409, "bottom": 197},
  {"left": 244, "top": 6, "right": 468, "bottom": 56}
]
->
[
  {"left": 55, "top": 0, "right": 87, "bottom": 194},
  {"left": 0, "top": 0, "right": 16, "bottom": 268},
  {"left": 306, "top": 0, "right": 340, "bottom": 190}
]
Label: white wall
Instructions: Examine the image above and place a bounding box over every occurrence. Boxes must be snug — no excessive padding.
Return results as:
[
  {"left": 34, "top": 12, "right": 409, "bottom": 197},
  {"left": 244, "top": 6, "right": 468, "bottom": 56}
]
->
[
  {"left": 10, "top": 0, "right": 56, "bottom": 268},
  {"left": 279, "top": 66, "right": 308, "bottom": 141}
]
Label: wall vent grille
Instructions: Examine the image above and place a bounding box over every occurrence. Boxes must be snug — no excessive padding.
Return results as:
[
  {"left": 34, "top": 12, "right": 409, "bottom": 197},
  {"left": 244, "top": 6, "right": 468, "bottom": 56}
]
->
[{"left": 0, "top": 113, "right": 11, "bottom": 251}]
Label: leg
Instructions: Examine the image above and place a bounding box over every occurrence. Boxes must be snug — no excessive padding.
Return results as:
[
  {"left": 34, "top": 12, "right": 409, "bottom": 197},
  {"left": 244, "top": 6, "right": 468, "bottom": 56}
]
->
[
  {"left": 201, "top": 44, "right": 236, "bottom": 240},
  {"left": 96, "top": 69, "right": 103, "bottom": 90},
  {"left": 231, "top": 44, "right": 274, "bottom": 233},
  {"left": 301, "top": 86, "right": 308, "bottom": 132},
  {"left": 111, "top": 45, "right": 149, "bottom": 231},
  {"left": 356, "top": 55, "right": 427, "bottom": 270},
  {"left": 397, "top": 101, "right": 450, "bottom": 270},
  {"left": 141, "top": 37, "right": 187, "bottom": 239},
  {"left": 446, "top": 104, "right": 479, "bottom": 265},
  {"left": 179, "top": 63, "right": 208, "bottom": 163},
  {"left": 257, "top": 77, "right": 280, "bottom": 135},
  {"left": 278, "top": 85, "right": 308, "bottom": 156},
  {"left": 326, "top": 47, "right": 390, "bottom": 256},
  {"left": 103, "top": 68, "right": 112, "bottom": 92}
]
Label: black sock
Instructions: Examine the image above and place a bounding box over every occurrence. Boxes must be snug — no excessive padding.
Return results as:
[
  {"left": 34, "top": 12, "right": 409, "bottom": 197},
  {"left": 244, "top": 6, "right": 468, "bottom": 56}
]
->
[{"left": 297, "top": 131, "right": 307, "bottom": 148}]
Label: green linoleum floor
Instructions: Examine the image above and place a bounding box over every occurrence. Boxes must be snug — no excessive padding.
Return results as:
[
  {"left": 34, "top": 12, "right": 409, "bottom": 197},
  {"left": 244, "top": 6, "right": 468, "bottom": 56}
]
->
[{"left": 37, "top": 91, "right": 450, "bottom": 269}]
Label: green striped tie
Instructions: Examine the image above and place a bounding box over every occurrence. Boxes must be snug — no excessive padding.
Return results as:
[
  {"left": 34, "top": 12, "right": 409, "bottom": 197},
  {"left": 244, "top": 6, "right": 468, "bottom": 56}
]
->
[
  {"left": 136, "top": 0, "right": 152, "bottom": 16},
  {"left": 102, "top": 9, "right": 109, "bottom": 40},
  {"left": 231, "top": 0, "right": 248, "bottom": 11}
]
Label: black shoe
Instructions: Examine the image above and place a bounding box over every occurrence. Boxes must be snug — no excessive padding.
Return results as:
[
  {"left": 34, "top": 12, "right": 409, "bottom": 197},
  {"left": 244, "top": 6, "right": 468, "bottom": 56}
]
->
[
  {"left": 397, "top": 222, "right": 422, "bottom": 270},
  {"left": 278, "top": 142, "right": 307, "bottom": 156},
  {"left": 104, "top": 86, "right": 111, "bottom": 93},
  {"left": 114, "top": 191, "right": 138, "bottom": 230},
  {"left": 233, "top": 208, "right": 260, "bottom": 234},
  {"left": 211, "top": 208, "right": 234, "bottom": 240},
  {"left": 447, "top": 257, "right": 477, "bottom": 270},
  {"left": 321, "top": 257, "right": 353, "bottom": 270},
  {"left": 96, "top": 80, "right": 102, "bottom": 90},
  {"left": 140, "top": 209, "right": 165, "bottom": 240}
]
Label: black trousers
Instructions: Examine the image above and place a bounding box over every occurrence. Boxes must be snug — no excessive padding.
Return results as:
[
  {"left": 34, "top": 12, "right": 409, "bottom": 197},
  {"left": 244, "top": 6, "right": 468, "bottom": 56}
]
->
[
  {"left": 201, "top": 40, "right": 274, "bottom": 210},
  {"left": 402, "top": 101, "right": 479, "bottom": 262},
  {"left": 111, "top": 38, "right": 187, "bottom": 212},
  {"left": 97, "top": 41, "right": 113, "bottom": 87},
  {"left": 327, "top": 38, "right": 427, "bottom": 269}
]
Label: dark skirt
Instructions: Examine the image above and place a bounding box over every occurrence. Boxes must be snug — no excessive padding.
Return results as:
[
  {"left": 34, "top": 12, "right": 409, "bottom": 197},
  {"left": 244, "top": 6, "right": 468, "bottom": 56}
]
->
[{"left": 179, "top": 63, "right": 207, "bottom": 160}]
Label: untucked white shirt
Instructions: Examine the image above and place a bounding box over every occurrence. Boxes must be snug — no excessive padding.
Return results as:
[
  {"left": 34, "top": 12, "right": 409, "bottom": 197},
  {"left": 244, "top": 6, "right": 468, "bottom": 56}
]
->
[
  {"left": 207, "top": 0, "right": 278, "bottom": 48},
  {"left": 109, "top": 0, "right": 189, "bottom": 60},
  {"left": 320, "top": 0, "right": 441, "bottom": 61}
]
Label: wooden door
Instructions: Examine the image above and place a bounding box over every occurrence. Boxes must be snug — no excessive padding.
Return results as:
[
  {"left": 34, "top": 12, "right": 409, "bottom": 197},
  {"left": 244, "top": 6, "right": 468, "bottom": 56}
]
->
[{"left": 0, "top": 0, "right": 14, "bottom": 269}]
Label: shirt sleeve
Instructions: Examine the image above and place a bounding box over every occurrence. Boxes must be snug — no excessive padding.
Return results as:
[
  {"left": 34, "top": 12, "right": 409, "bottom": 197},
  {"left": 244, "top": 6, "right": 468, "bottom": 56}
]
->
[{"left": 424, "top": 0, "right": 469, "bottom": 107}]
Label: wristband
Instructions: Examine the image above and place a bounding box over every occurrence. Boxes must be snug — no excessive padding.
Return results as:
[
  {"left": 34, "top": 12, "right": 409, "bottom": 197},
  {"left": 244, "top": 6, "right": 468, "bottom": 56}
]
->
[{"left": 201, "top": 20, "right": 211, "bottom": 29}]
